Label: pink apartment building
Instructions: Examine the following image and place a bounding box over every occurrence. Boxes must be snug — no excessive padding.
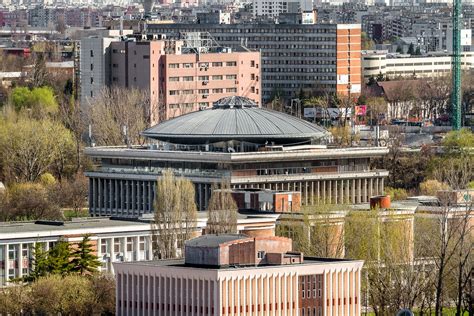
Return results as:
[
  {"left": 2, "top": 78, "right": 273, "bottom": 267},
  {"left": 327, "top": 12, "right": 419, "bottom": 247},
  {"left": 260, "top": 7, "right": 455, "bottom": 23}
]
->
[
  {"left": 114, "top": 234, "right": 363, "bottom": 316},
  {"left": 109, "top": 36, "right": 261, "bottom": 123}
]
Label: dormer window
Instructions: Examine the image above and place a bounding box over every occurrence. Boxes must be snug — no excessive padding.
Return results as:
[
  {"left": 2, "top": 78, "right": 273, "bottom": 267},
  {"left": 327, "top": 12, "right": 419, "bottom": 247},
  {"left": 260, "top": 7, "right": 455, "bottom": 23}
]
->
[{"left": 257, "top": 251, "right": 265, "bottom": 259}]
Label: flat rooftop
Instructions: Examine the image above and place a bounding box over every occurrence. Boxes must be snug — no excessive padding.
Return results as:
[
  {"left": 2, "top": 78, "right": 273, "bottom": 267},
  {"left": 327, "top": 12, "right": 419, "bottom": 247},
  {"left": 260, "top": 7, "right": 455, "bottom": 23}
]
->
[
  {"left": 0, "top": 212, "right": 279, "bottom": 240},
  {"left": 115, "top": 256, "right": 363, "bottom": 271}
]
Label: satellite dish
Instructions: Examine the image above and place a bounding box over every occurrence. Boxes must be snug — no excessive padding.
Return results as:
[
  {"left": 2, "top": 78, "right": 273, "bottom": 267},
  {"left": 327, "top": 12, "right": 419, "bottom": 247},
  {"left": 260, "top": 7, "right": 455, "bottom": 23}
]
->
[{"left": 396, "top": 309, "right": 414, "bottom": 316}]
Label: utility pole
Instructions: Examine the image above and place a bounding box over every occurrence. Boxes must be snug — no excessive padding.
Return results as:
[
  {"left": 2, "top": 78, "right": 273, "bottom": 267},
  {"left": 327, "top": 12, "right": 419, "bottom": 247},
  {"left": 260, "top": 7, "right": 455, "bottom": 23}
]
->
[{"left": 451, "top": 0, "right": 462, "bottom": 130}]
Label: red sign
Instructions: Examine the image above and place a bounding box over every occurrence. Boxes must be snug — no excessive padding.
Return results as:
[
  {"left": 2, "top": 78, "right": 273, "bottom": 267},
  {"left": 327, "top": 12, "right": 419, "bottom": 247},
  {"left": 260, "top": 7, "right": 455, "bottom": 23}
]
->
[{"left": 355, "top": 105, "right": 367, "bottom": 116}]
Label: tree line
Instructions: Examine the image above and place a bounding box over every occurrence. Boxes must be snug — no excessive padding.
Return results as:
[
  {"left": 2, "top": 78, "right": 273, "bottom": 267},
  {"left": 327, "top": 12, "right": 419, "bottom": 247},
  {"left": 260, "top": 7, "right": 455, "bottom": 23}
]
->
[{"left": 0, "top": 236, "right": 115, "bottom": 315}]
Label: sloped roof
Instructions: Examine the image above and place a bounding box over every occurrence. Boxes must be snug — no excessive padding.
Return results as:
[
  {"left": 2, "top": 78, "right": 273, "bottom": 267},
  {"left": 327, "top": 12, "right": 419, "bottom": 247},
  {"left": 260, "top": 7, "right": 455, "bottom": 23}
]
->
[{"left": 142, "top": 96, "right": 327, "bottom": 145}]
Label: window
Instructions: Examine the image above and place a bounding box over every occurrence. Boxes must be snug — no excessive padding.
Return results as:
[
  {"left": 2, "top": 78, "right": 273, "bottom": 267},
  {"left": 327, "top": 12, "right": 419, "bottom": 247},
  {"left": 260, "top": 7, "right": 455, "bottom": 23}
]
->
[
  {"left": 251, "top": 73, "right": 255, "bottom": 80},
  {"left": 183, "top": 63, "right": 193, "bottom": 68},
  {"left": 21, "top": 244, "right": 28, "bottom": 258},
  {"left": 251, "top": 87, "right": 255, "bottom": 93},
  {"left": 226, "top": 61, "right": 237, "bottom": 66},
  {"left": 112, "top": 63, "right": 118, "bottom": 68},
  {"left": 182, "top": 89, "right": 193, "bottom": 95},
  {"left": 212, "top": 62, "right": 222, "bottom": 67},
  {"left": 90, "top": 91, "right": 93, "bottom": 98},
  {"left": 251, "top": 60, "right": 255, "bottom": 67},
  {"left": 257, "top": 251, "right": 265, "bottom": 259},
  {"left": 90, "top": 77, "right": 94, "bottom": 84},
  {"left": 198, "top": 89, "right": 209, "bottom": 94},
  {"left": 101, "top": 239, "right": 108, "bottom": 254},
  {"left": 90, "top": 50, "right": 93, "bottom": 57},
  {"left": 226, "top": 74, "right": 237, "bottom": 80},
  {"left": 139, "top": 237, "right": 145, "bottom": 251},
  {"left": 8, "top": 245, "right": 16, "bottom": 260},
  {"left": 198, "top": 76, "right": 209, "bottom": 81},
  {"left": 212, "top": 75, "right": 223, "bottom": 80},
  {"left": 226, "top": 88, "right": 237, "bottom": 93},
  {"left": 169, "top": 77, "right": 180, "bottom": 82},
  {"left": 198, "top": 102, "right": 209, "bottom": 107},
  {"left": 90, "top": 63, "right": 93, "bottom": 71},
  {"left": 169, "top": 63, "right": 179, "bottom": 69},
  {"left": 169, "top": 90, "right": 179, "bottom": 96},
  {"left": 126, "top": 237, "right": 133, "bottom": 252},
  {"left": 183, "top": 76, "right": 193, "bottom": 81},
  {"left": 212, "top": 88, "right": 223, "bottom": 93},
  {"left": 143, "top": 55, "right": 149, "bottom": 59}
]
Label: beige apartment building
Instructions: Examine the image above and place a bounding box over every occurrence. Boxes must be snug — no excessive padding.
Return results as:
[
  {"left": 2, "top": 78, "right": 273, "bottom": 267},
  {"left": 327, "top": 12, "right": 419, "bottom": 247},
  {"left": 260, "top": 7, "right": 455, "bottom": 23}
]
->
[{"left": 108, "top": 34, "right": 261, "bottom": 123}]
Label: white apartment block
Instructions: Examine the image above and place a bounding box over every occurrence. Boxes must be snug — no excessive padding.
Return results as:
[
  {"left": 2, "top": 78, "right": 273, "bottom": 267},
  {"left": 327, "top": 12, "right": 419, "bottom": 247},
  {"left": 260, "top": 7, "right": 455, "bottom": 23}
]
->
[
  {"left": 252, "top": 0, "right": 312, "bottom": 18},
  {"left": 0, "top": 215, "right": 279, "bottom": 287},
  {"left": 79, "top": 30, "right": 133, "bottom": 107},
  {"left": 362, "top": 50, "right": 474, "bottom": 81}
]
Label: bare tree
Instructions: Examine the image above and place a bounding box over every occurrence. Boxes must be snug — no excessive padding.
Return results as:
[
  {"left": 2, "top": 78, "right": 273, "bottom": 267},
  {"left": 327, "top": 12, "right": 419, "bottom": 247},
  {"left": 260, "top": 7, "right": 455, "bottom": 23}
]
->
[
  {"left": 206, "top": 181, "right": 238, "bottom": 235},
  {"left": 86, "top": 87, "right": 151, "bottom": 146},
  {"left": 277, "top": 203, "right": 345, "bottom": 258},
  {"left": 152, "top": 170, "right": 197, "bottom": 259}
]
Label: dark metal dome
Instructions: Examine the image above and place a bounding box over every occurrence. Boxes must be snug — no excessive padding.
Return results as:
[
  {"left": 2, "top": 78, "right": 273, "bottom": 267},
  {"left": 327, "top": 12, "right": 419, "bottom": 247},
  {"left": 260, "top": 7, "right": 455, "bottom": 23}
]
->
[
  {"left": 213, "top": 96, "right": 257, "bottom": 109},
  {"left": 142, "top": 96, "right": 328, "bottom": 145}
]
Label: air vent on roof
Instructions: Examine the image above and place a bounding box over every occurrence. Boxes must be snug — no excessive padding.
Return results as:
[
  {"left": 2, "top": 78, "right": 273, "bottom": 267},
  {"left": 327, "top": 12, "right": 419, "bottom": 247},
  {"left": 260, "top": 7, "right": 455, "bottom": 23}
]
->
[{"left": 34, "top": 220, "right": 64, "bottom": 226}]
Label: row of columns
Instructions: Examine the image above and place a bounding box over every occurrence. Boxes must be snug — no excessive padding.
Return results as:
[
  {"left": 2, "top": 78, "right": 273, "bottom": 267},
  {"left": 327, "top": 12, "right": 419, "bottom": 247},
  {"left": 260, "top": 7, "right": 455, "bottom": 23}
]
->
[
  {"left": 89, "top": 178, "right": 215, "bottom": 216},
  {"left": 233, "top": 178, "right": 385, "bottom": 206},
  {"left": 118, "top": 273, "right": 219, "bottom": 316},
  {"left": 88, "top": 176, "right": 386, "bottom": 217},
  {"left": 220, "top": 273, "right": 298, "bottom": 316},
  {"left": 324, "top": 269, "right": 360, "bottom": 316}
]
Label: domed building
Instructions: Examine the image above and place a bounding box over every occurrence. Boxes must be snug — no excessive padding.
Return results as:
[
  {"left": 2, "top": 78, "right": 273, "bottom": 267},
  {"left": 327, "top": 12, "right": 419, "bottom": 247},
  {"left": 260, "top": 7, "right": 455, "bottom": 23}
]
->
[
  {"left": 142, "top": 96, "right": 328, "bottom": 151},
  {"left": 85, "top": 96, "right": 389, "bottom": 216}
]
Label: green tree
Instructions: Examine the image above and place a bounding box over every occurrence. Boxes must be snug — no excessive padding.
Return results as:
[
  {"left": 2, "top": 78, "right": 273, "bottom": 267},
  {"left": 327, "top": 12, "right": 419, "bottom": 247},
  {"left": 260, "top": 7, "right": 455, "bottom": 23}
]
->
[
  {"left": 152, "top": 170, "right": 198, "bottom": 259},
  {"left": 0, "top": 116, "right": 75, "bottom": 182},
  {"left": 206, "top": 181, "right": 238, "bottom": 235},
  {"left": 396, "top": 45, "right": 404, "bottom": 53},
  {"left": 47, "top": 240, "right": 73, "bottom": 276},
  {"left": 27, "top": 274, "right": 94, "bottom": 315},
  {"left": 9, "top": 86, "right": 58, "bottom": 118},
  {"left": 26, "top": 243, "right": 50, "bottom": 282},
  {"left": 1, "top": 182, "right": 62, "bottom": 221},
  {"left": 70, "top": 235, "right": 101, "bottom": 275},
  {"left": 361, "top": 31, "right": 375, "bottom": 50}
]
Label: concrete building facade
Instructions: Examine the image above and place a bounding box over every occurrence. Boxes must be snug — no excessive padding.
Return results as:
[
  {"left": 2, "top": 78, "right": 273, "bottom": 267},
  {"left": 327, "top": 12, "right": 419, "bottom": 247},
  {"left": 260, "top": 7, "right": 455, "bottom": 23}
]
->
[
  {"left": 84, "top": 96, "right": 388, "bottom": 217},
  {"left": 146, "top": 22, "right": 362, "bottom": 102},
  {"left": 362, "top": 50, "right": 474, "bottom": 81},
  {"left": 0, "top": 214, "right": 279, "bottom": 287},
  {"left": 114, "top": 235, "right": 363, "bottom": 315},
  {"left": 82, "top": 34, "right": 261, "bottom": 123}
]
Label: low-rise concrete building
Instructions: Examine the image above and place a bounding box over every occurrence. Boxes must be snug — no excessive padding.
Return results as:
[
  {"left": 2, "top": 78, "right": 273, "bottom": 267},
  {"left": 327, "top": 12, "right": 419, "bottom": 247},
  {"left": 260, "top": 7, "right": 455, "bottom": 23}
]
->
[
  {"left": 114, "top": 234, "right": 363, "bottom": 315},
  {"left": 0, "top": 212, "right": 279, "bottom": 287}
]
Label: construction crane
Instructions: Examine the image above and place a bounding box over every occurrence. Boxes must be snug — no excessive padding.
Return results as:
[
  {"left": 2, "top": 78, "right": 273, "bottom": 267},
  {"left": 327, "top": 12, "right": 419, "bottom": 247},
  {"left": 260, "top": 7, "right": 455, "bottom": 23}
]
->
[{"left": 451, "top": 0, "right": 462, "bottom": 130}]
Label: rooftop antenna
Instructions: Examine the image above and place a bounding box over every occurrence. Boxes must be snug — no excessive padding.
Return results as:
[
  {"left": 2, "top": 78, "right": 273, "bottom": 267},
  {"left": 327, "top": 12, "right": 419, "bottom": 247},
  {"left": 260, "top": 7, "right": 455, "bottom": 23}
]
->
[{"left": 451, "top": 0, "right": 462, "bottom": 130}]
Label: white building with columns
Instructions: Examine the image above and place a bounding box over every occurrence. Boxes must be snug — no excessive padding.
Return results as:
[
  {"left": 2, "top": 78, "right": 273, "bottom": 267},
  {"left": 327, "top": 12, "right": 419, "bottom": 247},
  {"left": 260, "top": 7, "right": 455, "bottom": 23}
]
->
[
  {"left": 114, "top": 234, "right": 364, "bottom": 316},
  {"left": 0, "top": 213, "right": 279, "bottom": 287}
]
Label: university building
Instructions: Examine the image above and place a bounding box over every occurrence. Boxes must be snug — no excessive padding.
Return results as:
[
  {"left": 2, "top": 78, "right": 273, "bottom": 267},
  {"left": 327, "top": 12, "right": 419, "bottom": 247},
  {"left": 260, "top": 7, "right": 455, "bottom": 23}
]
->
[
  {"left": 0, "top": 213, "right": 279, "bottom": 287},
  {"left": 114, "top": 234, "right": 363, "bottom": 315},
  {"left": 146, "top": 21, "right": 362, "bottom": 102},
  {"left": 84, "top": 96, "right": 389, "bottom": 217}
]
